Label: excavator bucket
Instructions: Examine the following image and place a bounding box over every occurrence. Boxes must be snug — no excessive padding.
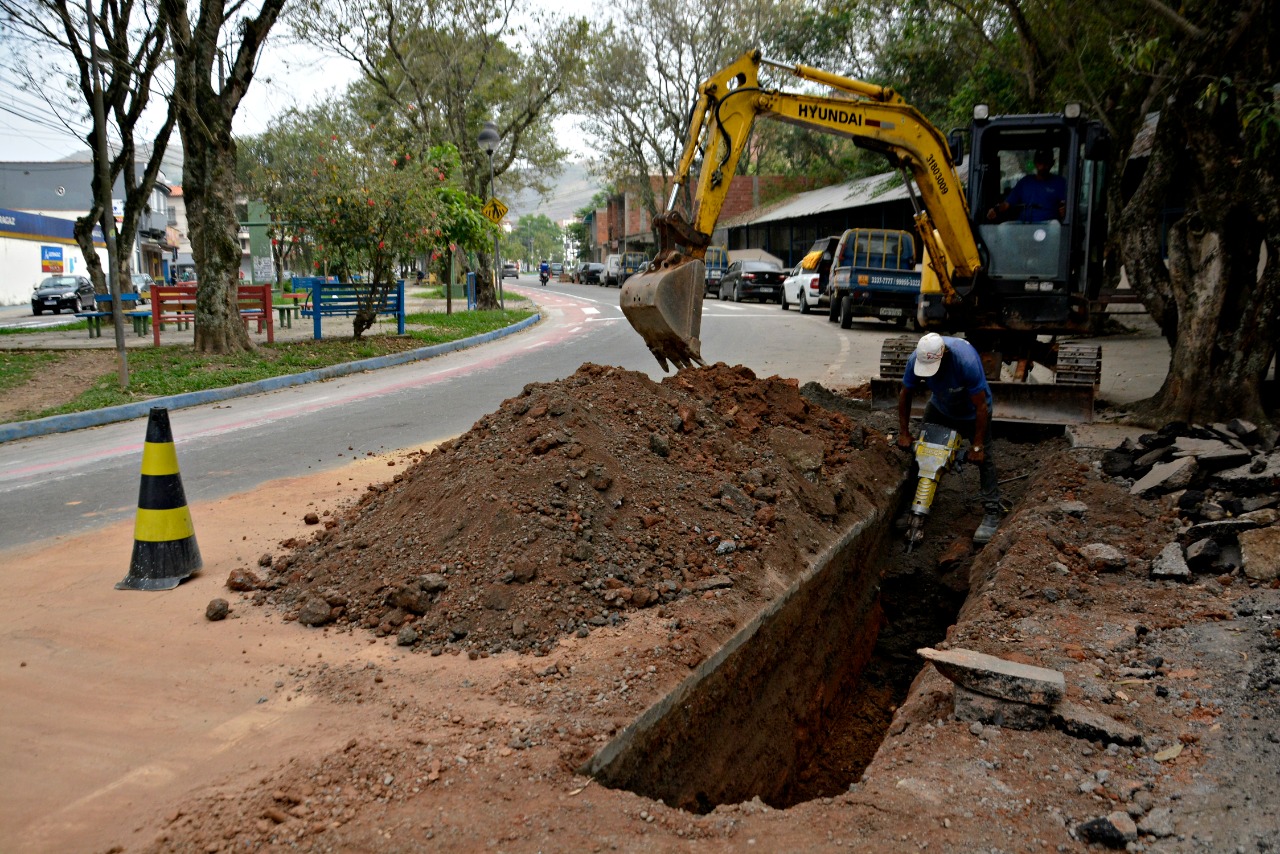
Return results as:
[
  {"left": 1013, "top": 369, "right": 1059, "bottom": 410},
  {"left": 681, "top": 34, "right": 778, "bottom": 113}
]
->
[{"left": 620, "top": 258, "right": 706, "bottom": 372}]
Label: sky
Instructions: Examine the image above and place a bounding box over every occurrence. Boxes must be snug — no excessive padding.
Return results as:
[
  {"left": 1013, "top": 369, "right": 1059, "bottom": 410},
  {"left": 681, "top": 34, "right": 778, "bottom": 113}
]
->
[{"left": 0, "top": 0, "right": 601, "bottom": 166}]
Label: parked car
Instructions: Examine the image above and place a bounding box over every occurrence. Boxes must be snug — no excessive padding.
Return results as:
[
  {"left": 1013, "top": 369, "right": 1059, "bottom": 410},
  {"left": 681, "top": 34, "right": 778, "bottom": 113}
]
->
[
  {"left": 31, "top": 274, "right": 95, "bottom": 315},
  {"left": 780, "top": 264, "right": 821, "bottom": 313},
  {"left": 718, "top": 260, "right": 787, "bottom": 302},
  {"left": 502, "top": 261, "right": 519, "bottom": 279},
  {"left": 703, "top": 245, "right": 729, "bottom": 296},
  {"left": 131, "top": 273, "right": 155, "bottom": 302},
  {"left": 550, "top": 262, "right": 564, "bottom": 278},
  {"left": 798, "top": 235, "right": 841, "bottom": 307},
  {"left": 604, "top": 252, "right": 649, "bottom": 287},
  {"left": 620, "top": 252, "right": 648, "bottom": 285},
  {"left": 603, "top": 254, "right": 623, "bottom": 287},
  {"left": 576, "top": 262, "right": 605, "bottom": 285}
]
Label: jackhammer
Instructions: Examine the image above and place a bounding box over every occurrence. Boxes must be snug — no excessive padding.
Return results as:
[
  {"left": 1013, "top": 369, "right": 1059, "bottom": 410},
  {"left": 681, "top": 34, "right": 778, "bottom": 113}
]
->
[{"left": 903, "top": 422, "right": 965, "bottom": 551}]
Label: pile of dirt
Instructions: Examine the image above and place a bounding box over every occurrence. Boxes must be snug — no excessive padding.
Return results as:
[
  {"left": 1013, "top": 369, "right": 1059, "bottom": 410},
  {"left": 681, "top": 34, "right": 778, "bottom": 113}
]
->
[
  {"left": 248, "top": 362, "right": 903, "bottom": 654},
  {"left": 147, "top": 364, "right": 1277, "bottom": 854}
]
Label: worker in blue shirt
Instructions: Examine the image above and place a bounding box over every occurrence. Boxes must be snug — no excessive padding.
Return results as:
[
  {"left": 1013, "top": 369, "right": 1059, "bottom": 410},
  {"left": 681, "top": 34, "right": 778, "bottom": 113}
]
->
[
  {"left": 987, "top": 148, "right": 1067, "bottom": 223},
  {"left": 896, "top": 333, "right": 1004, "bottom": 544}
]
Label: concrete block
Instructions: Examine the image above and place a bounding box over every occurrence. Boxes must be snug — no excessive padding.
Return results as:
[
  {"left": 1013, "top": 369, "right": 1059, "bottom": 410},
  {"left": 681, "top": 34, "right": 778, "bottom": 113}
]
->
[
  {"left": 952, "top": 684, "right": 1049, "bottom": 730},
  {"left": 1130, "top": 457, "right": 1197, "bottom": 496},
  {"left": 1051, "top": 700, "right": 1143, "bottom": 746},
  {"left": 919, "top": 647, "right": 1064, "bottom": 706},
  {"left": 1149, "top": 542, "right": 1190, "bottom": 580},
  {"left": 1080, "top": 542, "right": 1128, "bottom": 572},
  {"left": 1240, "top": 526, "right": 1280, "bottom": 581}
]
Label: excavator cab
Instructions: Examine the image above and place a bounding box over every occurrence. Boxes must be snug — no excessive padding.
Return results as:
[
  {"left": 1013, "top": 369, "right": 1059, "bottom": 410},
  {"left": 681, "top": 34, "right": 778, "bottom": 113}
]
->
[{"left": 919, "top": 109, "right": 1110, "bottom": 338}]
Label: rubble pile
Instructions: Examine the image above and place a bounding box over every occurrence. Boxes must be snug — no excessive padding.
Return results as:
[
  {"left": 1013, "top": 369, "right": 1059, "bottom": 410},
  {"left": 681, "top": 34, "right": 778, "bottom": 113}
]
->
[{"left": 1100, "top": 418, "right": 1280, "bottom": 581}]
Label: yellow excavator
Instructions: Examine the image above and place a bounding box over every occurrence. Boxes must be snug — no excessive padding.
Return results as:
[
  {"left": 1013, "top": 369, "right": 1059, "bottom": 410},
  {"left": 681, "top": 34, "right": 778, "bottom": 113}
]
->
[{"left": 620, "top": 50, "right": 1112, "bottom": 423}]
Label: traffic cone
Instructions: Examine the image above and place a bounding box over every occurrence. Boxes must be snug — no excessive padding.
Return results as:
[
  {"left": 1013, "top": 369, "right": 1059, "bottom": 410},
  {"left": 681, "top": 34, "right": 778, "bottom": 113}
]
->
[{"left": 116, "top": 407, "right": 202, "bottom": 590}]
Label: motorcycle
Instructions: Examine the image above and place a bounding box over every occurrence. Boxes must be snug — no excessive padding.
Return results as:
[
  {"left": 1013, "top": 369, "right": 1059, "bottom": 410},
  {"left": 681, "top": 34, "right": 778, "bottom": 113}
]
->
[{"left": 539, "top": 270, "right": 549, "bottom": 286}]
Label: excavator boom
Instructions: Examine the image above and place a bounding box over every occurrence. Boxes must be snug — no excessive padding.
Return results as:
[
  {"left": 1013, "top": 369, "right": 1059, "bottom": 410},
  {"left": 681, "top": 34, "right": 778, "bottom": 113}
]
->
[{"left": 621, "top": 50, "right": 980, "bottom": 371}]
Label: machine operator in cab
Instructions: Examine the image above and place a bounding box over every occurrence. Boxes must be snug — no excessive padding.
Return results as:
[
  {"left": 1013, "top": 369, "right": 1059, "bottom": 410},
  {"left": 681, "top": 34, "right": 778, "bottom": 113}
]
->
[{"left": 986, "top": 148, "right": 1067, "bottom": 223}]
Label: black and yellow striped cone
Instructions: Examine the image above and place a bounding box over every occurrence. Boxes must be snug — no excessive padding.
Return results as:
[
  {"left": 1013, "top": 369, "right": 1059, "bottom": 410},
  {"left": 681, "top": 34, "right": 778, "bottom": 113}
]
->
[{"left": 116, "top": 407, "right": 202, "bottom": 591}]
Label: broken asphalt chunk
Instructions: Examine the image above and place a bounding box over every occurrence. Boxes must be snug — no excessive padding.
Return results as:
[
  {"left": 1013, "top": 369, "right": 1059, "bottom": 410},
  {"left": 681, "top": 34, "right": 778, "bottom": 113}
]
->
[{"left": 918, "top": 647, "right": 1065, "bottom": 706}]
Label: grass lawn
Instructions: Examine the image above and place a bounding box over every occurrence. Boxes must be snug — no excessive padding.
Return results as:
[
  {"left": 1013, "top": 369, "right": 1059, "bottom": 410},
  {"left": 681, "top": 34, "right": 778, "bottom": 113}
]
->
[{"left": 2, "top": 306, "right": 535, "bottom": 421}]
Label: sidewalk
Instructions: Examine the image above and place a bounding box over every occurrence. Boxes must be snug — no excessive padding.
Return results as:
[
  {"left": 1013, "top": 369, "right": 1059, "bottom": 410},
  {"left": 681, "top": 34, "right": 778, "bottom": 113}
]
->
[{"left": 0, "top": 288, "right": 539, "bottom": 444}]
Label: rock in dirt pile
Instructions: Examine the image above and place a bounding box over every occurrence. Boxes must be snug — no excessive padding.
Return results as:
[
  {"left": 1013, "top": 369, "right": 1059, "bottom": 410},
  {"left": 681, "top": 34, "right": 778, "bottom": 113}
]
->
[{"left": 246, "top": 363, "right": 902, "bottom": 653}]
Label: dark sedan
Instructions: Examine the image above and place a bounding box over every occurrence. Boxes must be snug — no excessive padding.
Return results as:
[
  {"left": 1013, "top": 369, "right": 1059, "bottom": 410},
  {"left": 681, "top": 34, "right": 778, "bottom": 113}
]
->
[
  {"left": 575, "top": 262, "right": 605, "bottom": 285},
  {"left": 718, "top": 260, "right": 787, "bottom": 303},
  {"left": 31, "top": 275, "right": 96, "bottom": 315}
]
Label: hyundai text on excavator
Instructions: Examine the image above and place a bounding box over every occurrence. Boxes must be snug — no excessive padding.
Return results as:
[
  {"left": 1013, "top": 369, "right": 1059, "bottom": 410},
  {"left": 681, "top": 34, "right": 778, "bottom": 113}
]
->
[{"left": 619, "top": 50, "right": 1112, "bottom": 423}]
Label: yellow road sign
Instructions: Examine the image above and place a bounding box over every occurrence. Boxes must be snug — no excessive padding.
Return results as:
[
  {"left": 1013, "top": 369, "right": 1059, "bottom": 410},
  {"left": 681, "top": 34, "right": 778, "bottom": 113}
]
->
[{"left": 482, "top": 197, "right": 508, "bottom": 224}]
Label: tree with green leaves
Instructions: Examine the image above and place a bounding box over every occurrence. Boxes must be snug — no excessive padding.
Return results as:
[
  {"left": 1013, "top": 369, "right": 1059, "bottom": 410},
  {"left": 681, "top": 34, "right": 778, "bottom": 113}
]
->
[
  {"left": 504, "top": 213, "right": 562, "bottom": 269},
  {"left": 0, "top": 0, "right": 175, "bottom": 302},
  {"left": 237, "top": 128, "right": 311, "bottom": 292},
  {"left": 288, "top": 0, "right": 591, "bottom": 308},
  {"left": 239, "top": 103, "right": 492, "bottom": 338},
  {"left": 1110, "top": 0, "right": 1279, "bottom": 424}
]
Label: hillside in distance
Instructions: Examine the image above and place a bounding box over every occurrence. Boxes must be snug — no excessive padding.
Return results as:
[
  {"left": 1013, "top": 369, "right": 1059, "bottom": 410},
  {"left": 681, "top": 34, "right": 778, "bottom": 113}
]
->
[{"left": 504, "top": 160, "right": 602, "bottom": 224}]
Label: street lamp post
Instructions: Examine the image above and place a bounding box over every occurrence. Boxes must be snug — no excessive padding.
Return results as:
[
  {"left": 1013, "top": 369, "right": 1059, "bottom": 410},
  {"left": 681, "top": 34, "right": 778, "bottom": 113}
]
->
[{"left": 477, "top": 121, "right": 504, "bottom": 310}]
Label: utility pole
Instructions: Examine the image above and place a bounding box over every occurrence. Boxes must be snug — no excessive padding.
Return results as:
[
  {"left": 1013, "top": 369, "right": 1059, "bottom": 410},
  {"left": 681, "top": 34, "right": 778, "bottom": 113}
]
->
[{"left": 478, "top": 121, "right": 504, "bottom": 309}]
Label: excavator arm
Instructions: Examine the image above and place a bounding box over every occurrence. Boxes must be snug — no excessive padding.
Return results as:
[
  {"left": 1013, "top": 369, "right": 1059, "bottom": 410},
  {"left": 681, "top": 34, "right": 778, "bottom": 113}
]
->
[{"left": 622, "top": 50, "right": 982, "bottom": 371}]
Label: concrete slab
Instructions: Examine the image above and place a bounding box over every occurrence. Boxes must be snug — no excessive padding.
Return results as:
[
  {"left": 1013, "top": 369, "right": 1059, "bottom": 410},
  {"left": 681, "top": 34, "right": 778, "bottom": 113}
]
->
[
  {"left": 1066, "top": 422, "right": 1147, "bottom": 451},
  {"left": 918, "top": 647, "right": 1065, "bottom": 706}
]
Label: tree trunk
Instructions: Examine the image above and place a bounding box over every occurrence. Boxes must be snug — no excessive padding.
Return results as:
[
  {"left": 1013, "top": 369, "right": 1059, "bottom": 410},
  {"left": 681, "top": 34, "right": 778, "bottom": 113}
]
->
[
  {"left": 1117, "top": 100, "right": 1279, "bottom": 426},
  {"left": 353, "top": 259, "right": 394, "bottom": 339},
  {"left": 475, "top": 250, "right": 500, "bottom": 310},
  {"left": 162, "top": 0, "right": 284, "bottom": 353},
  {"left": 74, "top": 211, "right": 107, "bottom": 294},
  {"left": 184, "top": 127, "right": 254, "bottom": 353}
]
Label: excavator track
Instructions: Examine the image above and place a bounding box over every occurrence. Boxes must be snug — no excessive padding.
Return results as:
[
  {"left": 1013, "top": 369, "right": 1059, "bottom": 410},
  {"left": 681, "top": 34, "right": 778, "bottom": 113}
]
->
[
  {"left": 1053, "top": 343, "right": 1102, "bottom": 386},
  {"left": 870, "top": 335, "right": 1099, "bottom": 425},
  {"left": 878, "top": 335, "right": 916, "bottom": 382}
]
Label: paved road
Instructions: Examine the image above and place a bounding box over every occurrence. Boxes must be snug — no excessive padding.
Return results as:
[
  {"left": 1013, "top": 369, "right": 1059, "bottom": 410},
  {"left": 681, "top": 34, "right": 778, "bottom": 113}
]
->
[
  {"left": 0, "top": 278, "right": 1167, "bottom": 551},
  {"left": 0, "top": 280, "right": 887, "bottom": 550}
]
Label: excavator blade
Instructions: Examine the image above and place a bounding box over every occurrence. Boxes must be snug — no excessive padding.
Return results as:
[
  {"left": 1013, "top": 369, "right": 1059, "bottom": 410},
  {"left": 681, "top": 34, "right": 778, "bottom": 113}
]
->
[
  {"left": 870, "top": 378, "right": 1095, "bottom": 425},
  {"left": 620, "top": 259, "right": 706, "bottom": 372},
  {"left": 871, "top": 335, "right": 1097, "bottom": 425}
]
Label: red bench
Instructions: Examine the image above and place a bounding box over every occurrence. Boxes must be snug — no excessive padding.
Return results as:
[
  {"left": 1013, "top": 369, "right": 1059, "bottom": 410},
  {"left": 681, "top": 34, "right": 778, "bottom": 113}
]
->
[{"left": 150, "top": 283, "right": 274, "bottom": 345}]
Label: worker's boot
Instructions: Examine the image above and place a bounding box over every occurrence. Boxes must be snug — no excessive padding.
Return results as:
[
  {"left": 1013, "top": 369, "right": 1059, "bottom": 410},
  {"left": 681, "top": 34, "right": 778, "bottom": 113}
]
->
[{"left": 973, "top": 511, "right": 1002, "bottom": 545}]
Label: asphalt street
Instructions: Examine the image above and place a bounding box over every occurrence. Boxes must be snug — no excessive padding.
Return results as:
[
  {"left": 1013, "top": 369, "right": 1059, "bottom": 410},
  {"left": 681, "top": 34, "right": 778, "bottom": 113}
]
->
[{"left": 0, "top": 279, "right": 1169, "bottom": 551}]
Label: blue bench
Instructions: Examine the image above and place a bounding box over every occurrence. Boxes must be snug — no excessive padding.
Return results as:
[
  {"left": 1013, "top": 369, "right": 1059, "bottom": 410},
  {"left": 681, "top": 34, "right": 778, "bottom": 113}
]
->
[
  {"left": 78, "top": 292, "right": 146, "bottom": 338},
  {"left": 75, "top": 311, "right": 110, "bottom": 338},
  {"left": 293, "top": 277, "right": 406, "bottom": 340}
]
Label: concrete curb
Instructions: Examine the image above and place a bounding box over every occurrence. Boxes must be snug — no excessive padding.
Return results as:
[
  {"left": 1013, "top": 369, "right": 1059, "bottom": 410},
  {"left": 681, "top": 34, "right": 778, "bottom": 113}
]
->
[{"left": 0, "top": 314, "right": 540, "bottom": 445}]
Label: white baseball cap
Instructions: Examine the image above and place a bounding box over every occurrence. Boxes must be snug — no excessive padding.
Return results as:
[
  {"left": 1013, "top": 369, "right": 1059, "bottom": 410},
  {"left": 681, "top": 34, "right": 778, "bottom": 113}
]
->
[{"left": 913, "top": 333, "right": 945, "bottom": 377}]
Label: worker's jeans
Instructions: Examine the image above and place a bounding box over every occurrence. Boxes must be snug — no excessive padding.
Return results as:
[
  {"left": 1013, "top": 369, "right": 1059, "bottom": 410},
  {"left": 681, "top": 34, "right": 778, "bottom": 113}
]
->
[{"left": 920, "top": 401, "right": 1001, "bottom": 515}]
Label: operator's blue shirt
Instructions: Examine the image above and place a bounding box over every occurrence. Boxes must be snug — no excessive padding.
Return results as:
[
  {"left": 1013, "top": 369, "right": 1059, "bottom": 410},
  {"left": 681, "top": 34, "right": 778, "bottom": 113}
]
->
[
  {"left": 1005, "top": 173, "right": 1067, "bottom": 222},
  {"left": 902, "top": 336, "right": 992, "bottom": 420}
]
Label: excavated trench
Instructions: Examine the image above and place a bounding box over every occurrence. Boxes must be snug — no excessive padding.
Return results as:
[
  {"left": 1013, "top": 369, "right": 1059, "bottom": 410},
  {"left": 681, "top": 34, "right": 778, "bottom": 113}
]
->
[
  {"left": 584, "top": 462, "right": 982, "bottom": 813},
  {"left": 583, "top": 421, "right": 1061, "bottom": 813}
]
